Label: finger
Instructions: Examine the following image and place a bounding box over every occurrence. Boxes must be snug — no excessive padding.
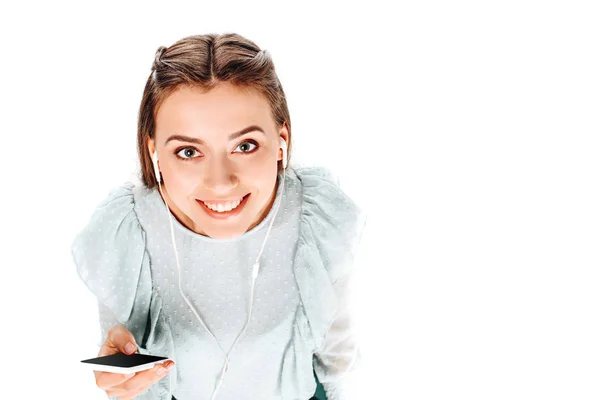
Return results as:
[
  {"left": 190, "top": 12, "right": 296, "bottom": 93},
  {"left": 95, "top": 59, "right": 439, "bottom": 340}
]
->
[
  {"left": 111, "top": 362, "right": 174, "bottom": 396},
  {"left": 106, "top": 324, "right": 138, "bottom": 355},
  {"left": 95, "top": 370, "right": 136, "bottom": 391},
  {"left": 117, "top": 368, "right": 168, "bottom": 400}
]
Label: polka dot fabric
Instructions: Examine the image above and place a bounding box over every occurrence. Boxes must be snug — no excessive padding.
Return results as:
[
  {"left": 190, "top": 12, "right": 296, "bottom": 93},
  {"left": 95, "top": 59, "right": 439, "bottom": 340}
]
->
[{"left": 72, "top": 165, "right": 367, "bottom": 400}]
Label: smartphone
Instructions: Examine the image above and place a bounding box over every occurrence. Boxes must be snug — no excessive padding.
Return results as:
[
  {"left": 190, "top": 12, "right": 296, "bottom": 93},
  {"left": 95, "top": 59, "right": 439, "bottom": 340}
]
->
[{"left": 80, "top": 353, "right": 172, "bottom": 374}]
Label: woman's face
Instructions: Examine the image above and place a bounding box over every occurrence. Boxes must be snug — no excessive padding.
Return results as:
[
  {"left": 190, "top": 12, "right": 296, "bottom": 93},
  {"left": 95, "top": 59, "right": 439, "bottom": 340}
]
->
[{"left": 147, "top": 82, "right": 288, "bottom": 239}]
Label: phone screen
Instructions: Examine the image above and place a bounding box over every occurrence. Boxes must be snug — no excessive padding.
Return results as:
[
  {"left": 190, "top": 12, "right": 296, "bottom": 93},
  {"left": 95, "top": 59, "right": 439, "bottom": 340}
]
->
[{"left": 81, "top": 353, "right": 168, "bottom": 368}]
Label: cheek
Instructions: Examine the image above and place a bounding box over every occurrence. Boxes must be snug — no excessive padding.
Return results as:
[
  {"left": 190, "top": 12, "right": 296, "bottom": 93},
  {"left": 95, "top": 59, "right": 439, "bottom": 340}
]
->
[
  {"left": 163, "top": 168, "right": 195, "bottom": 199},
  {"left": 240, "top": 165, "right": 277, "bottom": 188},
  {"left": 164, "top": 161, "right": 198, "bottom": 182},
  {"left": 243, "top": 150, "right": 279, "bottom": 174}
]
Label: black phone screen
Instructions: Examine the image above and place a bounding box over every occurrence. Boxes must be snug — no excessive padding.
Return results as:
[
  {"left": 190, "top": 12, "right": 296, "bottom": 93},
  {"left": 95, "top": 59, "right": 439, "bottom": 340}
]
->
[{"left": 81, "top": 353, "right": 168, "bottom": 368}]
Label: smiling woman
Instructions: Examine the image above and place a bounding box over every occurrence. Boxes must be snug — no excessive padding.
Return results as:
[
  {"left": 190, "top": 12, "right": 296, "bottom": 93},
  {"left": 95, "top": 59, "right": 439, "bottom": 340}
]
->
[
  {"left": 71, "top": 32, "right": 367, "bottom": 400},
  {"left": 146, "top": 83, "right": 286, "bottom": 240}
]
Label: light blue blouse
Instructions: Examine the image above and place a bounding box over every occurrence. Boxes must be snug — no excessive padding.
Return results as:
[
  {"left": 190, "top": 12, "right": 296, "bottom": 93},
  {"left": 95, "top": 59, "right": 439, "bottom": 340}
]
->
[{"left": 72, "top": 165, "right": 367, "bottom": 400}]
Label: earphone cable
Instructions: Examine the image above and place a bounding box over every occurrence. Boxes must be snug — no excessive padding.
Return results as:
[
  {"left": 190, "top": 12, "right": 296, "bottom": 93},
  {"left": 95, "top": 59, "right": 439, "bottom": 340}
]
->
[{"left": 157, "top": 168, "right": 285, "bottom": 399}]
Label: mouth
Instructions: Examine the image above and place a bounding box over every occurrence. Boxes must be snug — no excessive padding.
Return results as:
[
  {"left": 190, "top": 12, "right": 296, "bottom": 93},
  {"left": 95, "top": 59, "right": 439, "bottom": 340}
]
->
[{"left": 196, "top": 193, "right": 251, "bottom": 219}]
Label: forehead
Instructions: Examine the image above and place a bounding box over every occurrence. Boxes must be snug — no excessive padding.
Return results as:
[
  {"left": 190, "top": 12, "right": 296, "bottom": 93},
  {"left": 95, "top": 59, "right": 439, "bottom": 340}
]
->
[{"left": 155, "top": 83, "right": 273, "bottom": 138}]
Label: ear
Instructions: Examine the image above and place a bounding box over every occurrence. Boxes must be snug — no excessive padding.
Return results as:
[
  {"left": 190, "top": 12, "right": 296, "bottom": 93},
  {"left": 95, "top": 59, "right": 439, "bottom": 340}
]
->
[
  {"left": 278, "top": 125, "right": 290, "bottom": 161},
  {"left": 147, "top": 137, "right": 156, "bottom": 159}
]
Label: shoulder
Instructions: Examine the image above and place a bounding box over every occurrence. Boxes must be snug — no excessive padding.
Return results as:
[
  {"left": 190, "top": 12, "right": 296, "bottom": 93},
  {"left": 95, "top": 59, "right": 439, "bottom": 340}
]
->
[
  {"left": 71, "top": 181, "right": 143, "bottom": 249},
  {"left": 292, "top": 164, "right": 360, "bottom": 215},
  {"left": 290, "top": 164, "right": 368, "bottom": 282}
]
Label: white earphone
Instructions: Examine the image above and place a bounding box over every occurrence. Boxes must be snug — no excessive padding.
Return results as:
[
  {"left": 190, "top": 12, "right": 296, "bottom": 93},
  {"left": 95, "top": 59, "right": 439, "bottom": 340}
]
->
[
  {"left": 280, "top": 136, "right": 288, "bottom": 169},
  {"left": 150, "top": 136, "right": 287, "bottom": 399}
]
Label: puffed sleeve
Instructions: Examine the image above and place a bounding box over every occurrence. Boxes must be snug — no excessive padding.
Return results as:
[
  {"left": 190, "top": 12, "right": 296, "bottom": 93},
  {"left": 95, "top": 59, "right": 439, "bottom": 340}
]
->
[
  {"left": 314, "top": 273, "right": 362, "bottom": 400},
  {"left": 292, "top": 166, "right": 367, "bottom": 400},
  {"left": 71, "top": 182, "right": 162, "bottom": 399},
  {"left": 71, "top": 182, "right": 151, "bottom": 341}
]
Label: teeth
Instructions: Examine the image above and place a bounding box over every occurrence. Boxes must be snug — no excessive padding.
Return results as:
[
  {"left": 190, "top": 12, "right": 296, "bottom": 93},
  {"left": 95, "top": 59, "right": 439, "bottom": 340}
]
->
[{"left": 202, "top": 197, "right": 243, "bottom": 212}]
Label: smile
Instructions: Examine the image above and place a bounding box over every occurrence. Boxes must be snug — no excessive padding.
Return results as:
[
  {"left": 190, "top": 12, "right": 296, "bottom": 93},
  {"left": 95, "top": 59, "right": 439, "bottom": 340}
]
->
[{"left": 197, "top": 193, "right": 250, "bottom": 219}]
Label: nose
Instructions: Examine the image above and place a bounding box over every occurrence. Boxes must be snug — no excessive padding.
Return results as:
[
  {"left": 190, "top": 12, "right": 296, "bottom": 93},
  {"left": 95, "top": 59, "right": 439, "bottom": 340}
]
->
[{"left": 203, "top": 159, "right": 238, "bottom": 195}]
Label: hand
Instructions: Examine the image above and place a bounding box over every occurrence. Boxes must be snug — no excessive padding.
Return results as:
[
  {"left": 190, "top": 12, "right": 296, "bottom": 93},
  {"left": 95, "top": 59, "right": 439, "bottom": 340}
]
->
[{"left": 94, "top": 324, "right": 175, "bottom": 400}]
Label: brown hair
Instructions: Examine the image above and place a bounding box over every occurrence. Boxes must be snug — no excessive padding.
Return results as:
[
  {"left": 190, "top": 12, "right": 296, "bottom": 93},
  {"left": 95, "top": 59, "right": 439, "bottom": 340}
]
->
[{"left": 136, "top": 33, "right": 293, "bottom": 188}]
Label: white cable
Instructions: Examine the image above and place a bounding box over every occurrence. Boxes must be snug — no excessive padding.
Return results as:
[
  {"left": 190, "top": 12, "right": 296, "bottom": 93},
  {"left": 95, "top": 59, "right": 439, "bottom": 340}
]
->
[
  {"left": 210, "top": 171, "right": 285, "bottom": 400},
  {"left": 158, "top": 169, "right": 285, "bottom": 400}
]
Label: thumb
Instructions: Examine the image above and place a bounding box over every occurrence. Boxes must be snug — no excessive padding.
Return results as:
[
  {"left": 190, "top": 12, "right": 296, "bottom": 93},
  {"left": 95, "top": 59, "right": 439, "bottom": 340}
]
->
[{"left": 107, "top": 324, "right": 138, "bottom": 355}]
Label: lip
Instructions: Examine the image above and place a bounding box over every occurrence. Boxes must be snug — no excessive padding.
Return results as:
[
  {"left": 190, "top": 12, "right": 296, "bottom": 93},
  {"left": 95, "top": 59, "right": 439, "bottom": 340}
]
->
[{"left": 197, "top": 193, "right": 250, "bottom": 220}]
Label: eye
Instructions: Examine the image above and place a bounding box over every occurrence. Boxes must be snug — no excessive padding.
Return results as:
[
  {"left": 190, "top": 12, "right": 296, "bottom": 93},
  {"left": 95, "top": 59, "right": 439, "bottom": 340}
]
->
[
  {"left": 175, "top": 147, "right": 201, "bottom": 161},
  {"left": 235, "top": 140, "right": 258, "bottom": 154}
]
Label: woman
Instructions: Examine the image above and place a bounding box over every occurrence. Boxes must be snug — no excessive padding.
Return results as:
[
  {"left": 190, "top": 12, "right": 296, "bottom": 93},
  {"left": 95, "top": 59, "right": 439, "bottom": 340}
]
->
[{"left": 72, "top": 32, "right": 367, "bottom": 400}]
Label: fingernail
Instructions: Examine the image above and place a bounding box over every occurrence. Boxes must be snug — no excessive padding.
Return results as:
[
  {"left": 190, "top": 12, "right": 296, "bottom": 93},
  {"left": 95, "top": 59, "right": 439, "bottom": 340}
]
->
[
  {"left": 125, "top": 373, "right": 135, "bottom": 378},
  {"left": 157, "top": 367, "right": 167, "bottom": 375},
  {"left": 166, "top": 362, "right": 174, "bottom": 371},
  {"left": 125, "top": 342, "right": 136, "bottom": 354}
]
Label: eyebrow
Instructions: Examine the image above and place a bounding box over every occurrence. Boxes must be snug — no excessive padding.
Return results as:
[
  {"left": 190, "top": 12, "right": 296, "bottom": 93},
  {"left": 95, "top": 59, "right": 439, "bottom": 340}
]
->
[{"left": 164, "top": 125, "right": 265, "bottom": 146}]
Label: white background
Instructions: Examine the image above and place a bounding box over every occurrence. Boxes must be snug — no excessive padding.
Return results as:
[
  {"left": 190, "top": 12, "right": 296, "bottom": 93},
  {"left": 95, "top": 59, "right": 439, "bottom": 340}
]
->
[{"left": 1, "top": 1, "right": 599, "bottom": 399}]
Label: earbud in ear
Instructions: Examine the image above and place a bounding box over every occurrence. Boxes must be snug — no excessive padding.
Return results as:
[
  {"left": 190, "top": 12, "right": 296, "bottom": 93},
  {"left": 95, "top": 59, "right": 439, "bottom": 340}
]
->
[
  {"left": 152, "top": 150, "right": 162, "bottom": 184},
  {"left": 279, "top": 137, "right": 288, "bottom": 169}
]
